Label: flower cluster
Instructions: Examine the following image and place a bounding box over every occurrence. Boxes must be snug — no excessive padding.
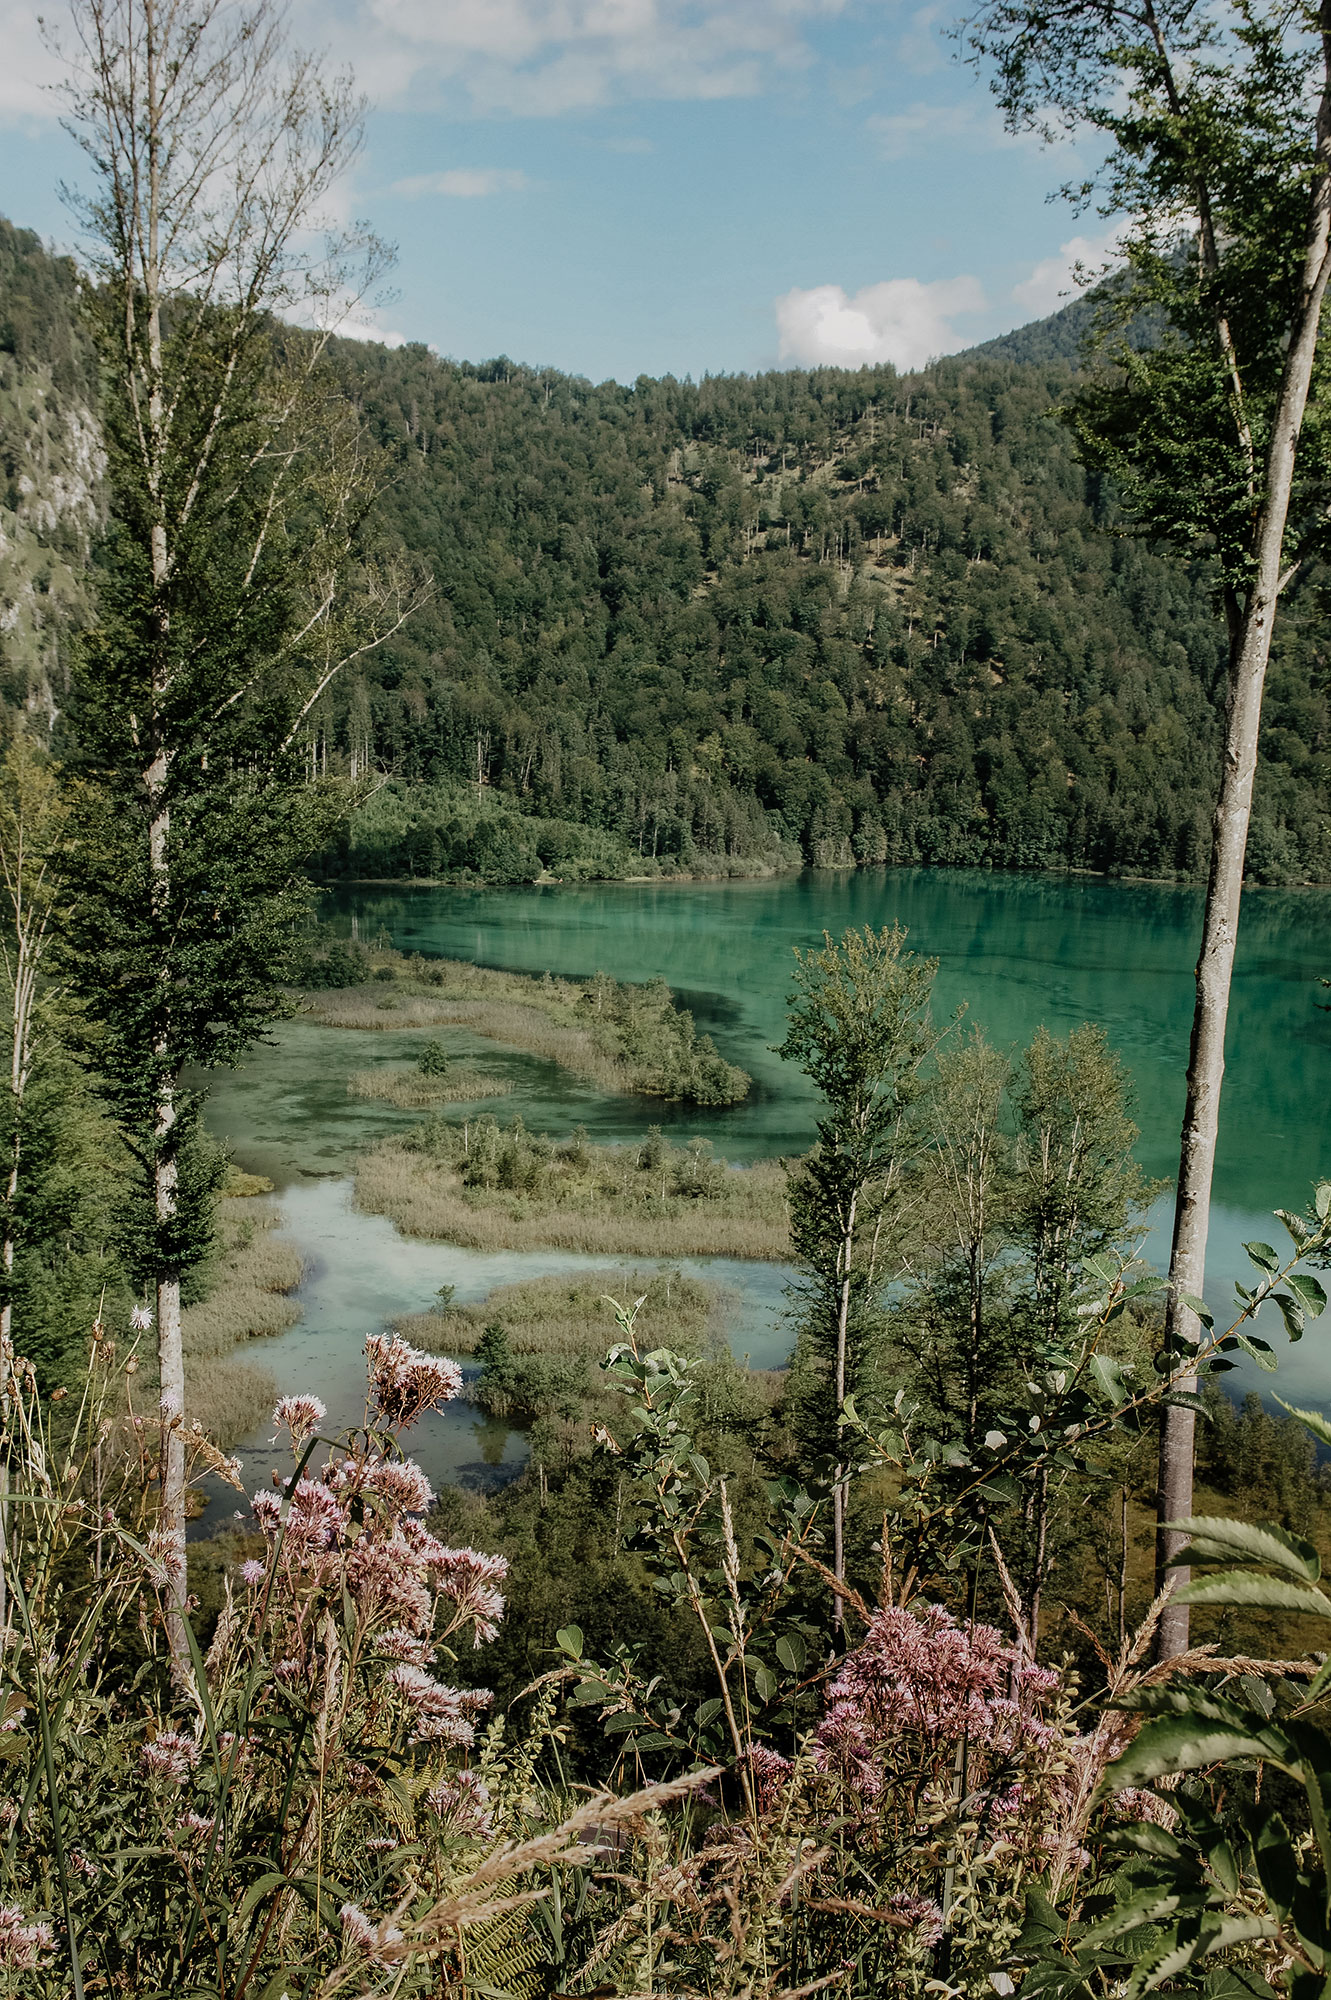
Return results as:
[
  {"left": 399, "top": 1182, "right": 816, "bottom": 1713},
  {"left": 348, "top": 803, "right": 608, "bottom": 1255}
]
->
[
  {"left": 272, "top": 1394, "right": 326, "bottom": 1442},
  {"left": 340, "top": 1900, "right": 404, "bottom": 1965},
  {"left": 0, "top": 1903, "right": 53, "bottom": 1970},
  {"left": 815, "top": 1603, "right": 1060, "bottom": 1799},
  {"left": 364, "top": 1334, "right": 463, "bottom": 1429},
  {"left": 140, "top": 1731, "right": 202, "bottom": 1784}
]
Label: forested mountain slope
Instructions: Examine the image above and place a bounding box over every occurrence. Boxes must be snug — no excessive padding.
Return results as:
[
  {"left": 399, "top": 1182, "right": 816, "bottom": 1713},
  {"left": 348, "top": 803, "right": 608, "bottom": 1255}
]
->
[{"left": 3, "top": 216, "right": 1327, "bottom": 884}]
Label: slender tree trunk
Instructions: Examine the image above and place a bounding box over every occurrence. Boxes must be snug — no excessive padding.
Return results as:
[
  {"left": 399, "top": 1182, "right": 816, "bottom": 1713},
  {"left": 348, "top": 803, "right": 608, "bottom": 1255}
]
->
[
  {"left": 832, "top": 1192, "right": 857, "bottom": 1637},
  {"left": 1155, "top": 89, "right": 1331, "bottom": 1657},
  {"left": 142, "top": 3, "right": 188, "bottom": 1664}
]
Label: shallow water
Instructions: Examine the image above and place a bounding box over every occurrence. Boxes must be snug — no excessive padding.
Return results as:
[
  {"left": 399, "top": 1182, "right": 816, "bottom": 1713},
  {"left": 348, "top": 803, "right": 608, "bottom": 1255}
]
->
[{"left": 199, "top": 865, "right": 1331, "bottom": 1515}]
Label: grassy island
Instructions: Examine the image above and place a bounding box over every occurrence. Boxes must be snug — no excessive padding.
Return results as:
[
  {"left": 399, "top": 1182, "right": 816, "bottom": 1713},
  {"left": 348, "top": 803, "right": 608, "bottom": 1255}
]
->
[
  {"left": 355, "top": 1116, "right": 791, "bottom": 1259},
  {"left": 294, "top": 936, "right": 751, "bottom": 1108}
]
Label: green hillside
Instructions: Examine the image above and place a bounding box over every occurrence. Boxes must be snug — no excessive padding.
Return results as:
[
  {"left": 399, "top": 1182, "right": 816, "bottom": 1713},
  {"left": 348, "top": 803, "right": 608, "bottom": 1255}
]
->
[{"left": 3, "top": 217, "right": 1327, "bottom": 884}]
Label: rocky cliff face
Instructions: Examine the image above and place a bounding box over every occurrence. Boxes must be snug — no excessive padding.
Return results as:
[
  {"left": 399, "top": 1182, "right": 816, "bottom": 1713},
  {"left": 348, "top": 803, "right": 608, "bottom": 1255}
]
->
[{"left": 0, "top": 219, "right": 103, "bottom": 730}]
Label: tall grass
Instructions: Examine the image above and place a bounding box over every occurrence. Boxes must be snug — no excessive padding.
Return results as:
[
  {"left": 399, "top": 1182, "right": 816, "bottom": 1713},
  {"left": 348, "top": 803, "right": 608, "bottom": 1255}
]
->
[
  {"left": 297, "top": 951, "right": 750, "bottom": 1106},
  {"left": 347, "top": 1061, "right": 509, "bottom": 1107},
  {"left": 181, "top": 1198, "right": 304, "bottom": 1444},
  {"left": 355, "top": 1122, "right": 791, "bottom": 1261}
]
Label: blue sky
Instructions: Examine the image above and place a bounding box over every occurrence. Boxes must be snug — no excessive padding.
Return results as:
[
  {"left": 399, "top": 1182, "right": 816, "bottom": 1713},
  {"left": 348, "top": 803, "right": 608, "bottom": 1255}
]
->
[{"left": 0, "top": 0, "right": 1113, "bottom": 383}]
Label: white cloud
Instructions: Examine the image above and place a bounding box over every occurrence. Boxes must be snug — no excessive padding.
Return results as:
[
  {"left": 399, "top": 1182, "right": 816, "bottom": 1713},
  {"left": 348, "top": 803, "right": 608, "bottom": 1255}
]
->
[
  {"left": 1011, "top": 231, "right": 1124, "bottom": 316},
  {"left": 0, "top": 3, "right": 62, "bottom": 121},
  {"left": 392, "top": 167, "right": 532, "bottom": 197},
  {"left": 775, "top": 276, "right": 986, "bottom": 371},
  {"left": 295, "top": 0, "right": 846, "bottom": 116}
]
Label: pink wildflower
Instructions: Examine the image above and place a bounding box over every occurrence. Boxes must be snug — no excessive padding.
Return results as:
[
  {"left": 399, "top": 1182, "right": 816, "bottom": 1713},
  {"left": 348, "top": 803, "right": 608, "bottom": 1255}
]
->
[
  {"left": 347, "top": 1533, "right": 434, "bottom": 1633},
  {"left": 887, "top": 1893, "right": 944, "bottom": 1947},
  {"left": 814, "top": 1604, "right": 1059, "bottom": 1799},
  {"left": 364, "top": 1456, "right": 435, "bottom": 1514},
  {"left": 0, "top": 1904, "right": 54, "bottom": 1969},
  {"left": 386, "top": 1664, "right": 486, "bottom": 1746},
  {"left": 140, "top": 1731, "right": 201, "bottom": 1783},
  {"left": 745, "top": 1743, "right": 793, "bottom": 1812},
  {"left": 374, "top": 1626, "right": 436, "bottom": 1664},
  {"left": 409, "top": 1533, "right": 508, "bottom": 1644},
  {"left": 240, "top": 1559, "right": 265, "bottom": 1587},
  {"left": 424, "top": 1770, "right": 494, "bottom": 1837},
  {"left": 272, "top": 1394, "right": 326, "bottom": 1442},
  {"left": 365, "top": 1334, "right": 462, "bottom": 1429},
  {"left": 339, "top": 1901, "right": 405, "bottom": 1964},
  {"left": 179, "top": 1812, "right": 215, "bottom": 1840}
]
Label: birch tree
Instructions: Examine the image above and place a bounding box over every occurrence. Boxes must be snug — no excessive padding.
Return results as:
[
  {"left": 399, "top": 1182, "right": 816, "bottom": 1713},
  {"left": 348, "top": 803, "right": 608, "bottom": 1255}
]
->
[
  {"left": 52, "top": 0, "right": 425, "bottom": 1662},
  {"left": 964, "top": 0, "right": 1331, "bottom": 1656}
]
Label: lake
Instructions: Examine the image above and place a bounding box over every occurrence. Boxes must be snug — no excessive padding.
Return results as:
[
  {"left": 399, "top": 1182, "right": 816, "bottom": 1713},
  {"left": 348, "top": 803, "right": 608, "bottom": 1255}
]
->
[{"left": 198, "top": 864, "right": 1331, "bottom": 1511}]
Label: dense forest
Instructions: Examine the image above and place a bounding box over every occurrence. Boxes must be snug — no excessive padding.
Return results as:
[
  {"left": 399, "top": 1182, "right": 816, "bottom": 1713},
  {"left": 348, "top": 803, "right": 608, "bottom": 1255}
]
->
[{"left": 3, "top": 213, "right": 1328, "bottom": 887}]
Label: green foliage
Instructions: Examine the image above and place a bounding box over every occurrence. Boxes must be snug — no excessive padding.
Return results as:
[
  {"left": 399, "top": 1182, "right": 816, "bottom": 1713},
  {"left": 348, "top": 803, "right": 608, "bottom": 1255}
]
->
[
  {"left": 417, "top": 1038, "right": 450, "bottom": 1077},
  {"left": 779, "top": 926, "right": 938, "bottom": 1479}
]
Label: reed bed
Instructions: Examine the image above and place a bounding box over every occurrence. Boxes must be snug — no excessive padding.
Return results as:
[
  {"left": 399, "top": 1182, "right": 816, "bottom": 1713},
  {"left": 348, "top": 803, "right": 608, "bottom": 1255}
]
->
[
  {"left": 346, "top": 1060, "right": 511, "bottom": 1107},
  {"left": 395, "top": 1265, "right": 734, "bottom": 1359},
  {"left": 301, "top": 980, "right": 629, "bottom": 1088},
  {"left": 296, "top": 953, "right": 750, "bottom": 1105},
  {"left": 355, "top": 1131, "right": 791, "bottom": 1261},
  {"left": 182, "top": 1199, "right": 304, "bottom": 1442}
]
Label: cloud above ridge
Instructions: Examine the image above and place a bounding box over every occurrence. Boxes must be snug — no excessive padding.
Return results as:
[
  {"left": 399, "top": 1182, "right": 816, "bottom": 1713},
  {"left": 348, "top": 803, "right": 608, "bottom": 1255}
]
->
[
  {"left": 296, "top": 0, "right": 846, "bottom": 117},
  {"left": 392, "top": 167, "right": 532, "bottom": 197},
  {"left": 775, "top": 276, "right": 987, "bottom": 370}
]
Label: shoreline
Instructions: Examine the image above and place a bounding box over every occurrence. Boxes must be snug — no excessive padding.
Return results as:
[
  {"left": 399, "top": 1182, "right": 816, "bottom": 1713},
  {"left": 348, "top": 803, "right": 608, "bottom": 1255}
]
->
[{"left": 316, "top": 858, "right": 1331, "bottom": 895}]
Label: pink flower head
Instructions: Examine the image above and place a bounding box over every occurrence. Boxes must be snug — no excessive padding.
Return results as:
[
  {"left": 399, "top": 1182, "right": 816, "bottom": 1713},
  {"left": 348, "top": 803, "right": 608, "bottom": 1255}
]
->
[
  {"left": 272, "top": 1394, "right": 326, "bottom": 1443},
  {"left": 0, "top": 1904, "right": 54, "bottom": 1970},
  {"left": 179, "top": 1812, "right": 215, "bottom": 1841},
  {"left": 745, "top": 1743, "right": 793, "bottom": 1812},
  {"left": 140, "top": 1731, "right": 202, "bottom": 1783},
  {"left": 240, "top": 1558, "right": 266, "bottom": 1587},
  {"left": 887, "top": 1892, "right": 945, "bottom": 1948},
  {"left": 364, "top": 1456, "right": 435, "bottom": 1515},
  {"left": 814, "top": 1604, "right": 1060, "bottom": 1799},
  {"left": 424, "top": 1770, "right": 494, "bottom": 1838},
  {"left": 129, "top": 1303, "right": 153, "bottom": 1333},
  {"left": 374, "top": 1626, "right": 435, "bottom": 1665},
  {"left": 340, "top": 1901, "right": 405, "bottom": 1965},
  {"left": 346, "top": 1533, "right": 434, "bottom": 1633},
  {"left": 386, "top": 1665, "right": 485, "bottom": 1746},
  {"left": 419, "top": 1540, "right": 508, "bottom": 1645},
  {"left": 365, "top": 1334, "right": 462, "bottom": 1429}
]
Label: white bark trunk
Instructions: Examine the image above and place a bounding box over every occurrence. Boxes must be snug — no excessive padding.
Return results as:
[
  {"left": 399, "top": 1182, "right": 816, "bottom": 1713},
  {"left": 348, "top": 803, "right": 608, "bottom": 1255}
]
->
[{"left": 1156, "top": 69, "right": 1331, "bottom": 1657}]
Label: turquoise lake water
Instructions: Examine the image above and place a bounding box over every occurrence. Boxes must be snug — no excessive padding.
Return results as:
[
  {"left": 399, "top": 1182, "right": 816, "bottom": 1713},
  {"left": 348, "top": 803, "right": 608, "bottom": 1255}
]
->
[{"left": 197, "top": 865, "right": 1331, "bottom": 1510}]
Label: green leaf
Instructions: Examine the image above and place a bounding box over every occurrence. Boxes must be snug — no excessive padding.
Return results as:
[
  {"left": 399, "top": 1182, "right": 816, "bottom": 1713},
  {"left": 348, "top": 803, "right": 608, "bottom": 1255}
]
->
[
  {"left": 1275, "top": 1293, "right": 1307, "bottom": 1342},
  {"left": 555, "top": 1624, "right": 584, "bottom": 1660},
  {"left": 775, "top": 1634, "right": 806, "bottom": 1674},
  {"left": 602, "top": 1711, "right": 652, "bottom": 1734},
  {"left": 1080, "top": 1888, "right": 1186, "bottom": 1945},
  {"left": 237, "top": 1872, "right": 290, "bottom": 1927},
  {"left": 1245, "top": 1242, "right": 1281, "bottom": 1276},
  {"left": 1276, "top": 1399, "right": 1331, "bottom": 1453},
  {"left": 1091, "top": 1353, "right": 1130, "bottom": 1406},
  {"left": 1127, "top": 1918, "right": 1278, "bottom": 2000},
  {"left": 1289, "top": 1273, "right": 1328, "bottom": 1318},
  {"left": 751, "top": 1664, "right": 778, "bottom": 1702},
  {"left": 1181, "top": 1293, "right": 1216, "bottom": 1330},
  {"left": 1108, "top": 1712, "right": 1296, "bottom": 1789},
  {"left": 1165, "top": 1515, "right": 1322, "bottom": 1582},
  {"left": 1174, "top": 1573, "right": 1331, "bottom": 1617},
  {"left": 1317, "top": 1183, "right": 1331, "bottom": 1222}
]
